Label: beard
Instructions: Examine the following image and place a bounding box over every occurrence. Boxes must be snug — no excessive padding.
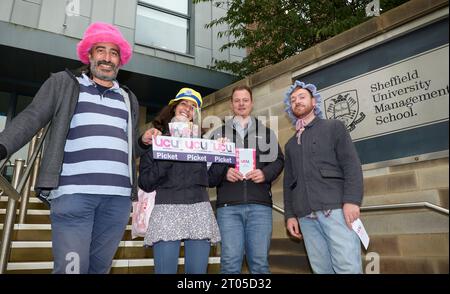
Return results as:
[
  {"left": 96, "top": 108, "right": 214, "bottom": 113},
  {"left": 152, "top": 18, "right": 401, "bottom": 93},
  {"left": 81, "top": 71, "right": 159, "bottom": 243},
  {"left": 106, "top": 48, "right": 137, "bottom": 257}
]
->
[
  {"left": 292, "top": 104, "right": 315, "bottom": 118},
  {"left": 89, "top": 59, "right": 119, "bottom": 81}
]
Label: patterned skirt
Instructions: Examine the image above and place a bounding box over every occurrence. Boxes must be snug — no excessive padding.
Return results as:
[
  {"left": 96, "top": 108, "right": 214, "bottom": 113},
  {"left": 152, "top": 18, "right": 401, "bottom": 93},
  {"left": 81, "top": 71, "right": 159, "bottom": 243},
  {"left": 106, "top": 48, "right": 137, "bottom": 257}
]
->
[{"left": 143, "top": 201, "right": 221, "bottom": 246}]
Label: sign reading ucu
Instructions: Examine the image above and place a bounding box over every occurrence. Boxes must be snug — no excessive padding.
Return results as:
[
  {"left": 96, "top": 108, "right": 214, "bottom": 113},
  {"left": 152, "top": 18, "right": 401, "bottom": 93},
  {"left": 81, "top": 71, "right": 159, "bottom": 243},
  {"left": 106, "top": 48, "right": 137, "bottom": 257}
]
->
[{"left": 153, "top": 136, "right": 236, "bottom": 164}]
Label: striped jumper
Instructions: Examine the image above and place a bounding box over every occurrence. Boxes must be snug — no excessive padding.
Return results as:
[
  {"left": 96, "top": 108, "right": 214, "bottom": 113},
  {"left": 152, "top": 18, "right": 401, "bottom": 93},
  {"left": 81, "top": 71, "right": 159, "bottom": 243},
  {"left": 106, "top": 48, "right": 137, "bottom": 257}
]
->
[{"left": 50, "top": 73, "right": 131, "bottom": 199}]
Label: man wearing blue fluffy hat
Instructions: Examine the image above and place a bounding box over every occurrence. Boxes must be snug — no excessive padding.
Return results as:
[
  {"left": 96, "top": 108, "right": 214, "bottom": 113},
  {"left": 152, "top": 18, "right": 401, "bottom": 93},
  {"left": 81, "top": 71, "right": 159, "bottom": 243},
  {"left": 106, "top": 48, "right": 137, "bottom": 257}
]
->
[{"left": 282, "top": 80, "right": 364, "bottom": 274}]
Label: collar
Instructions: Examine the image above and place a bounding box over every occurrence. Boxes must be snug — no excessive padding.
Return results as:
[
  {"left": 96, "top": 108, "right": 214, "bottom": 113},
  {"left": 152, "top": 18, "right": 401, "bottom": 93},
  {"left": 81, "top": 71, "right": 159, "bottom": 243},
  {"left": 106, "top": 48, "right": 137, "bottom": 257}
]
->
[
  {"left": 233, "top": 116, "right": 253, "bottom": 129},
  {"left": 81, "top": 73, "right": 121, "bottom": 93},
  {"left": 224, "top": 116, "right": 259, "bottom": 135}
]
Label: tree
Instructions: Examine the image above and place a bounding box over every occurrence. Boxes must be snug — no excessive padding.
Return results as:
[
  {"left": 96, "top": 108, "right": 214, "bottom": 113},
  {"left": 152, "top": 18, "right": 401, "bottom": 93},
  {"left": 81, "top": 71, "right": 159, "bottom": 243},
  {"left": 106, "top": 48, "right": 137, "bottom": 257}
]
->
[{"left": 193, "top": 0, "right": 409, "bottom": 77}]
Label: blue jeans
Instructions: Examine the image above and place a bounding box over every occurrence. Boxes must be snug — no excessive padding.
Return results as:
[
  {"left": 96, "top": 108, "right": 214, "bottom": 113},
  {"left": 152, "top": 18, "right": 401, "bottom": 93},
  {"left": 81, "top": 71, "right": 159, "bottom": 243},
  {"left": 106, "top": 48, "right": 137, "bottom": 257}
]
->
[
  {"left": 299, "top": 209, "right": 362, "bottom": 274},
  {"left": 50, "top": 194, "right": 131, "bottom": 274},
  {"left": 217, "top": 204, "right": 272, "bottom": 274},
  {"left": 153, "top": 239, "right": 211, "bottom": 274}
]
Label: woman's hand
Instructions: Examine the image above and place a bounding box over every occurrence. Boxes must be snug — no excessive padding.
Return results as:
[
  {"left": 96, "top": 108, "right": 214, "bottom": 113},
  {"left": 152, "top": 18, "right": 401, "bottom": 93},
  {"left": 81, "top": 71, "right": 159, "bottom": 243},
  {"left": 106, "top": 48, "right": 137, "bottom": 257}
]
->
[{"left": 142, "top": 128, "right": 162, "bottom": 145}]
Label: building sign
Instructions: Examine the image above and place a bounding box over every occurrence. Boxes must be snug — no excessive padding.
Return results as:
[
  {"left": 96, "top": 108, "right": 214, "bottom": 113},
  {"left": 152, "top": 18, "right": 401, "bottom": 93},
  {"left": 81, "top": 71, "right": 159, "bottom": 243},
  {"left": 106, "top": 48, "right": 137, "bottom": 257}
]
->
[
  {"left": 319, "top": 45, "right": 449, "bottom": 141},
  {"left": 152, "top": 136, "right": 236, "bottom": 164}
]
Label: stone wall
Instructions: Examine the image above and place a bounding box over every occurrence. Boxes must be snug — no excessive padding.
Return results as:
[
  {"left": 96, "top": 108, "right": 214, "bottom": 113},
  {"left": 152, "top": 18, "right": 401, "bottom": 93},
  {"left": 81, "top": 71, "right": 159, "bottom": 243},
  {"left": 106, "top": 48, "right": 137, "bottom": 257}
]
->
[{"left": 202, "top": 0, "right": 449, "bottom": 238}]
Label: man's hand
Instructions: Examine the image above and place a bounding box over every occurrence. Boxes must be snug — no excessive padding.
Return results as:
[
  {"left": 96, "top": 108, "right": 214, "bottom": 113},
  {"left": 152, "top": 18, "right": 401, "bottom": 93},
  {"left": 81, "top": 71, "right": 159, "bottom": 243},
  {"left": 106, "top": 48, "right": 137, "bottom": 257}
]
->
[
  {"left": 142, "top": 128, "right": 162, "bottom": 145},
  {"left": 343, "top": 203, "right": 360, "bottom": 229},
  {"left": 226, "top": 168, "right": 244, "bottom": 182},
  {"left": 286, "top": 217, "right": 302, "bottom": 239},
  {"left": 246, "top": 169, "right": 265, "bottom": 183}
]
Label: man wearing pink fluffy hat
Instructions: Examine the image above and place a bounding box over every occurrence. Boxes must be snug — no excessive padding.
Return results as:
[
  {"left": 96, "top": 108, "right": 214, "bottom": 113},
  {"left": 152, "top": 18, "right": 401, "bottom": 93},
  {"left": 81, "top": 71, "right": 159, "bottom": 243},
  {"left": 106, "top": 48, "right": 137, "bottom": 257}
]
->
[{"left": 0, "top": 22, "right": 158, "bottom": 274}]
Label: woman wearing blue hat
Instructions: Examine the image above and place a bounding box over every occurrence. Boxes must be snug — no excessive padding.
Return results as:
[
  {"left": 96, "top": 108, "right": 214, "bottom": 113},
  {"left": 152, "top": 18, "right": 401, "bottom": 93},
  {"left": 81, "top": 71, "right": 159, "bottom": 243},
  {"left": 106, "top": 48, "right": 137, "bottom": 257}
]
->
[{"left": 138, "top": 88, "right": 220, "bottom": 274}]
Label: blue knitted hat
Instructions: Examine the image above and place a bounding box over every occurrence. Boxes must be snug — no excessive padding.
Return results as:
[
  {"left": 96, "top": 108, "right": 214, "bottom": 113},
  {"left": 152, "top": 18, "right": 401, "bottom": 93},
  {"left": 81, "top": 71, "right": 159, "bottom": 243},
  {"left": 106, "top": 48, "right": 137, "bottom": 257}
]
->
[{"left": 283, "top": 80, "right": 324, "bottom": 125}]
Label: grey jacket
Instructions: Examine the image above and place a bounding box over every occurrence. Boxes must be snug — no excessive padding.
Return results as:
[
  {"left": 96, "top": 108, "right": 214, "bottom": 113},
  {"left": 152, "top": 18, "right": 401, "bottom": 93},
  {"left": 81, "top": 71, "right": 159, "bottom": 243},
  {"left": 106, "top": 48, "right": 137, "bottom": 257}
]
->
[
  {"left": 0, "top": 68, "right": 148, "bottom": 200},
  {"left": 283, "top": 117, "right": 363, "bottom": 219}
]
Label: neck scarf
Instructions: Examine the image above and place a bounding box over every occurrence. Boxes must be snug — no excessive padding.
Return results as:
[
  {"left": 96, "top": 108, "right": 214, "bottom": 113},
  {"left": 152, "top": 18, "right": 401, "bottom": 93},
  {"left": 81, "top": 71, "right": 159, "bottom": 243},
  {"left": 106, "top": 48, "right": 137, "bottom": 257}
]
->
[{"left": 296, "top": 109, "right": 315, "bottom": 144}]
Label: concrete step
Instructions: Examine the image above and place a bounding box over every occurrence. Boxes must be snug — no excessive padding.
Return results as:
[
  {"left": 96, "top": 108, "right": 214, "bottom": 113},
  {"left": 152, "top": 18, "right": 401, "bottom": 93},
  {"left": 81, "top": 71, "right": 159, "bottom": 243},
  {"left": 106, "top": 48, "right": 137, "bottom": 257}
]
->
[
  {"left": 5, "top": 233, "right": 447, "bottom": 273},
  {"left": 0, "top": 209, "right": 135, "bottom": 224},
  {"left": 0, "top": 209, "right": 51, "bottom": 224},
  {"left": 269, "top": 233, "right": 449, "bottom": 258},
  {"left": 361, "top": 208, "right": 449, "bottom": 235},
  {"left": 0, "top": 196, "right": 48, "bottom": 210},
  {"left": 366, "top": 256, "right": 449, "bottom": 274},
  {"left": 6, "top": 257, "right": 222, "bottom": 274},
  {"left": 361, "top": 189, "right": 449, "bottom": 209},
  {"left": 0, "top": 224, "right": 173, "bottom": 242},
  {"left": 8, "top": 240, "right": 220, "bottom": 262},
  {"left": 365, "top": 232, "right": 448, "bottom": 257},
  {"left": 8, "top": 254, "right": 447, "bottom": 274},
  {"left": 0, "top": 224, "right": 143, "bottom": 241},
  {"left": 2, "top": 222, "right": 448, "bottom": 258},
  {"left": 6, "top": 256, "right": 313, "bottom": 274},
  {"left": 270, "top": 237, "right": 306, "bottom": 256},
  {"left": 268, "top": 255, "right": 312, "bottom": 274}
]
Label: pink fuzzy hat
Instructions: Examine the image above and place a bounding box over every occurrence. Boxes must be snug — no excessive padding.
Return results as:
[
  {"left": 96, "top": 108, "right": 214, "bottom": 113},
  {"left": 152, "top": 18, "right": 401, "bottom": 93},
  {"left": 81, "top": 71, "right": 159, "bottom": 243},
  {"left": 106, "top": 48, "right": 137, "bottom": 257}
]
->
[{"left": 77, "top": 22, "right": 132, "bottom": 66}]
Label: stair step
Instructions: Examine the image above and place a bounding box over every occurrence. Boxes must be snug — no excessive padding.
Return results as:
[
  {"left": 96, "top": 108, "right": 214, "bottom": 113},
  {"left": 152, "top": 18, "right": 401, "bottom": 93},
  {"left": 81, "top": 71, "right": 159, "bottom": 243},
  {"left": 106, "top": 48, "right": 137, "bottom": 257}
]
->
[
  {"left": 361, "top": 209, "right": 449, "bottom": 235},
  {"left": 0, "top": 196, "right": 48, "bottom": 210},
  {"left": 365, "top": 232, "right": 449, "bottom": 257},
  {"left": 270, "top": 238, "right": 307, "bottom": 256},
  {"left": 268, "top": 255, "right": 312, "bottom": 274},
  {"left": 0, "top": 209, "right": 50, "bottom": 224},
  {"left": 6, "top": 257, "right": 222, "bottom": 274},
  {"left": 9, "top": 241, "right": 220, "bottom": 262},
  {"left": 0, "top": 209, "right": 136, "bottom": 224},
  {"left": 364, "top": 256, "right": 449, "bottom": 274},
  {"left": 7, "top": 255, "right": 448, "bottom": 274},
  {"left": 0, "top": 224, "right": 140, "bottom": 241}
]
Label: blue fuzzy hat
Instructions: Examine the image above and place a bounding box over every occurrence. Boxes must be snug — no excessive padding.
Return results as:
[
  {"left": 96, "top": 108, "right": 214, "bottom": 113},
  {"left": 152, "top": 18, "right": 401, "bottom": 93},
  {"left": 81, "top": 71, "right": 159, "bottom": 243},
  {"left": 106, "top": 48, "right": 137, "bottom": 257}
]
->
[{"left": 284, "top": 80, "right": 324, "bottom": 125}]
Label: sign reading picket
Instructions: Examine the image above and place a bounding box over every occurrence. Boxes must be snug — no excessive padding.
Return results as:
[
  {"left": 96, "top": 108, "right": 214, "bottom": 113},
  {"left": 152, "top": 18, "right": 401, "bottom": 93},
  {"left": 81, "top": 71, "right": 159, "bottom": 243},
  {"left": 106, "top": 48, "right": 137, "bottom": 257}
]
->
[{"left": 152, "top": 136, "right": 236, "bottom": 164}]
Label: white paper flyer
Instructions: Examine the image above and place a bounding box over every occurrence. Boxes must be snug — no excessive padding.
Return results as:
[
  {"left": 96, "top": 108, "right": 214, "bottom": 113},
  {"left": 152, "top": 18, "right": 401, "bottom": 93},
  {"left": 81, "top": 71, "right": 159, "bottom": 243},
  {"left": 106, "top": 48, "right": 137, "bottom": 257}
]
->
[
  {"left": 352, "top": 218, "right": 370, "bottom": 250},
  {"left": 235, "top": 148, "right": 256, "bottom": 177}
]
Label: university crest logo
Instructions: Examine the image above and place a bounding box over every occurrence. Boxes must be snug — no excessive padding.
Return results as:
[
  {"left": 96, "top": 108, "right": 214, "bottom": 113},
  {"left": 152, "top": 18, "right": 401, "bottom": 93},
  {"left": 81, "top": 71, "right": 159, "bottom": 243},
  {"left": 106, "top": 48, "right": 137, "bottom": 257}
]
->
[{"left": 324, "top": 90, "right": 366, "bottom": 132}]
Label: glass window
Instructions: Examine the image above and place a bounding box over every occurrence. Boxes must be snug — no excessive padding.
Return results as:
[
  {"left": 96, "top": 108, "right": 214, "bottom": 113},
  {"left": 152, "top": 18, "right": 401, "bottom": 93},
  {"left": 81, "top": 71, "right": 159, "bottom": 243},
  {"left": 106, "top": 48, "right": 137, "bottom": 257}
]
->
[
  {"left": 0, "top": 92, "right": 9, "bottom": 132},
  {"left": 0, "top": 92, "right": 31, "bottom": 175},
  {"left": 136, "top": 1, "right": 190, "bottom": 54},
  {"left": 139, "top": 0, "right": 188, "bottom": 15},
  {"left": 10, "top": 95, "right": 33, "bottom": 162}
]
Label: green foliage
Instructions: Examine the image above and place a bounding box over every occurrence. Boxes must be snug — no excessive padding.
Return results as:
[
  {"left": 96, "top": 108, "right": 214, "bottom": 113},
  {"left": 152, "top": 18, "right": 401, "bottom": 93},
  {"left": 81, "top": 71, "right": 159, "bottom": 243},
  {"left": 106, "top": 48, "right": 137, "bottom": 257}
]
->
[{"left": 193, "top": 0, "right": 409, "bottom": 77}]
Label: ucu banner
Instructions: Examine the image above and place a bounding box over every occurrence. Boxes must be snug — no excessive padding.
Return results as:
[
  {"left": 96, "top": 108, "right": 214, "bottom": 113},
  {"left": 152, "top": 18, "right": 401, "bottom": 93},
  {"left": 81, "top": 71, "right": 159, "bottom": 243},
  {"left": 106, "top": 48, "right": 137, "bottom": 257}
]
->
[{"left": 153, "top": 136, "right": 236, "bottom": 164}]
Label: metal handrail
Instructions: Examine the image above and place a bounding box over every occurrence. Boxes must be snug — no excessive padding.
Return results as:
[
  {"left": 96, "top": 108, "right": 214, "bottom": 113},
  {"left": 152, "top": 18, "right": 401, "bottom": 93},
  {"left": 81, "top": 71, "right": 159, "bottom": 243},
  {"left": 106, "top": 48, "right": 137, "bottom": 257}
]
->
[
  {"left": 0, "top": 125, "right": 49, "bottom": 274},
  {"left": 0, "top": 158, "right": 10, "bottom": 174},
  {"left": 272, "top": 203, "right": 285, "bottom": 215},
  {"left": 16, "top": 127, "right": 48, "bottom": 197},
  {"left": 361, "top": 202, "right": 449, "bottom": 215},
  {"left": 272, "top": 201, "right": 449, "bottom": 216},
  {"left": 0, "top": 127, "right": 48, "bottom": 200}
]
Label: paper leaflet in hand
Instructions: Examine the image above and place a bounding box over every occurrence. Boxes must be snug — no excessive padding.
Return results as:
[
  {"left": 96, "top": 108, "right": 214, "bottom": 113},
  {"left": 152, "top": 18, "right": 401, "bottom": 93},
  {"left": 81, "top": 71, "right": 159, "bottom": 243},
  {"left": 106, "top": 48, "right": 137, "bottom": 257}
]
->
[
  {"left": 352, "top": 218, "right": 370, "bottom": 250},
  {"left": 168, "top": 122, "right": 199, "bottom": 138},
  {"left": 235, "top": 148, "right": 256, "bottom": 178}
]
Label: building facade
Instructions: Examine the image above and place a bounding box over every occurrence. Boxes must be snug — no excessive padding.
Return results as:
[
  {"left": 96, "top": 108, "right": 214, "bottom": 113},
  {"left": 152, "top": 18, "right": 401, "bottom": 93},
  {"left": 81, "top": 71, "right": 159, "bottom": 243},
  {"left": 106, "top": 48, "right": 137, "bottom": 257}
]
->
[{"left": 0, "top": 0, "right": 245, "bottom": 161}]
